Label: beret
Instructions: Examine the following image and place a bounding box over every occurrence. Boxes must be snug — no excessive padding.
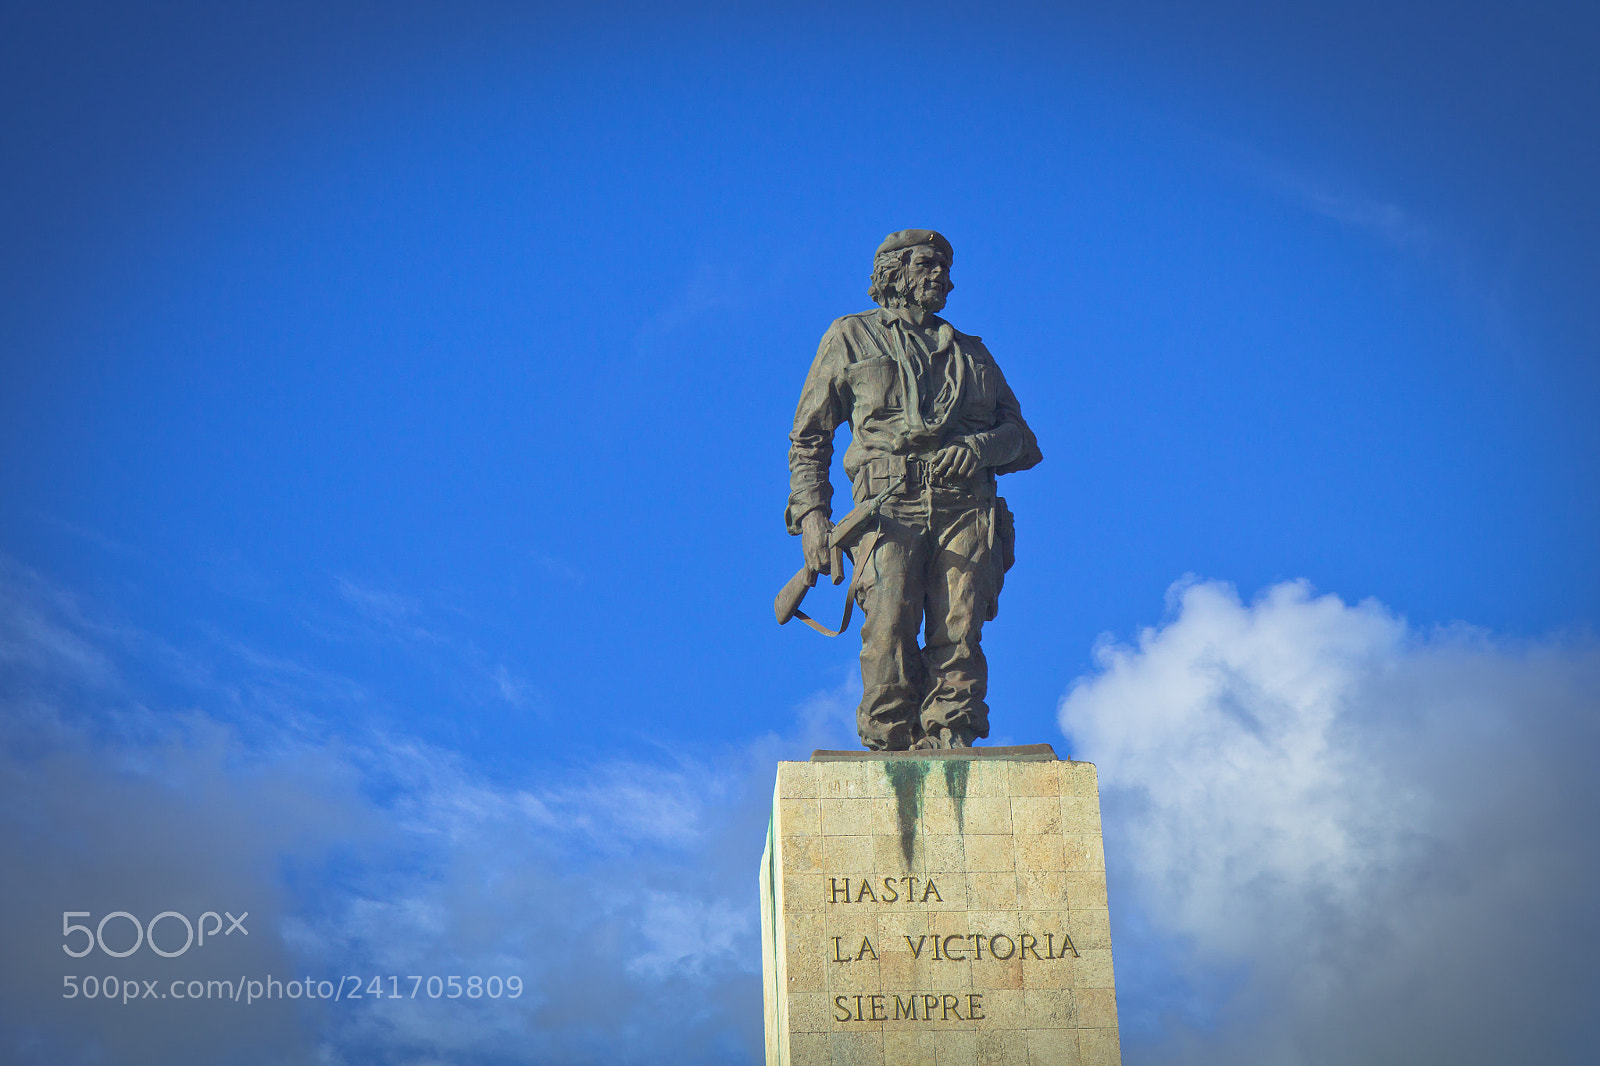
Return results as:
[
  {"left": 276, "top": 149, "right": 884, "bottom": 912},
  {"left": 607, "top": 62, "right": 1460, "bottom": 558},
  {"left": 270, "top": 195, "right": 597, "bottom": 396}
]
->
[{"left": 875, "top": 229, "right": 953, "bottom": 262}]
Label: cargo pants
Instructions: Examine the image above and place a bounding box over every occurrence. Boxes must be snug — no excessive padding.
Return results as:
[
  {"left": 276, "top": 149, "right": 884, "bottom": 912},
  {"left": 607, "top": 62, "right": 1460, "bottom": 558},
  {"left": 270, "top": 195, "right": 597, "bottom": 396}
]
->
[{"left": 850, "top": 485, "right": 1007, "bottom": 750}]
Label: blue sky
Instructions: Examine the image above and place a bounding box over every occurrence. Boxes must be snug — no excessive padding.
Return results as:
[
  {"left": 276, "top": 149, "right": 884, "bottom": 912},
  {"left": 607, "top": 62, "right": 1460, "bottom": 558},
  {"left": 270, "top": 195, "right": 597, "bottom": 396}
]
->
[{"left": 2, "top": 2, "right": 1597, "bottom": 1063}]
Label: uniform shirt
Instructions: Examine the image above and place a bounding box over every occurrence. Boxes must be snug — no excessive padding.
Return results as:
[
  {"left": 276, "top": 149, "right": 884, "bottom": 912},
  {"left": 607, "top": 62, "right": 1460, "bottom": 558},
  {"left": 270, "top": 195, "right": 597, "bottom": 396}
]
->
[{"left": 786, "top": 306, "right": 1042, "bottom": 533}]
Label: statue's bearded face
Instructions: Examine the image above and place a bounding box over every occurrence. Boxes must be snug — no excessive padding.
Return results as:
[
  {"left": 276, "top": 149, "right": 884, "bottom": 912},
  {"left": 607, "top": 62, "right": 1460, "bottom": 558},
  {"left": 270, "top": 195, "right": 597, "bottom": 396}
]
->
[{"left": 901, "top": 246, "right": 952, "bottom": 312}]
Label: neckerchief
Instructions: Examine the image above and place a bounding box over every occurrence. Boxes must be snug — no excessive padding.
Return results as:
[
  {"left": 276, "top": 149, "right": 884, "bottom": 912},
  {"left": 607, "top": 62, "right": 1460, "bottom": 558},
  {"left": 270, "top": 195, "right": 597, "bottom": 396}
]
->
[{"left": 876, "top": 310, "right": 968, "bottom": 452}]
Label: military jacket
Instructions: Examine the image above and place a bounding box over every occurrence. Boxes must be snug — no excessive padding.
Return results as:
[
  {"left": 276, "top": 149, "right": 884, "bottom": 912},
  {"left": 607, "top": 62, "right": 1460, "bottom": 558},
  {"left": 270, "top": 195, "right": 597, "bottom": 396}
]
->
[{"left": 787, "top": 307, "right": 1042, "bottom": 533}]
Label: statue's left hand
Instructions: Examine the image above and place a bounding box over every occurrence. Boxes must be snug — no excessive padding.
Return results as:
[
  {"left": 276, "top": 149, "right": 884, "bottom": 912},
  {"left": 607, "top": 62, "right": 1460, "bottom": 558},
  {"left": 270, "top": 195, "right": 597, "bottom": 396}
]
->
[{"left": 931, "top": 441, "right": 979, "bottom": 480}]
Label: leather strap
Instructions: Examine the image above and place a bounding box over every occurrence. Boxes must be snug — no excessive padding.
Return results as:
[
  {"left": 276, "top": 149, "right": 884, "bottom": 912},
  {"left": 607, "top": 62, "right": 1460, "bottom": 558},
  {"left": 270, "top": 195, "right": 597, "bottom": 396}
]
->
[
  {"left": 792, "top": 599, "right": 854, "bottom": 638},
  {"left": 793, "top": 532, "right": 877, "bottom": 637}
]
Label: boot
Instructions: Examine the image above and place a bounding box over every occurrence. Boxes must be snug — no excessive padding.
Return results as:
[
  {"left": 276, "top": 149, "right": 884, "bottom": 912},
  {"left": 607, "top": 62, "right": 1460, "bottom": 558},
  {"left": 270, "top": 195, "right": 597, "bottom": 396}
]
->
[{"left": 911, "top": 725, "right": 976, "bottom": 750}]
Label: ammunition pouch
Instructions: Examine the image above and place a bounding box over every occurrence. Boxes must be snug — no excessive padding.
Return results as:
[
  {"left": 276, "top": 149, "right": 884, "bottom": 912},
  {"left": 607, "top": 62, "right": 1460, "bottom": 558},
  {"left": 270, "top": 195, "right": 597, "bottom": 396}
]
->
[{"left": 995, "top": 496, "right": 1015, "bottom": 574}]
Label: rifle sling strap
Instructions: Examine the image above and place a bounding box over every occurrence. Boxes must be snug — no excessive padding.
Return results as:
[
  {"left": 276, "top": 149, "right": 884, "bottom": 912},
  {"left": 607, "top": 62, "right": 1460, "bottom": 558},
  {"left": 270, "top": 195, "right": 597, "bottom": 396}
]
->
[
  {"left": 793, "top": 531, "right": 877, "bottom": 637},
  {"left": 792, "top": 601, "right": 853, "bottom": 638}
]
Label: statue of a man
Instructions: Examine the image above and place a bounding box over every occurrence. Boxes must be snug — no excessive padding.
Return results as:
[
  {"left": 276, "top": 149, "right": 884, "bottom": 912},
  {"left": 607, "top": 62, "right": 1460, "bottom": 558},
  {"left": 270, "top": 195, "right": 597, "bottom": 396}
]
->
[{"left": 786, "top": 230, "right": 1042, "bottom": 750}]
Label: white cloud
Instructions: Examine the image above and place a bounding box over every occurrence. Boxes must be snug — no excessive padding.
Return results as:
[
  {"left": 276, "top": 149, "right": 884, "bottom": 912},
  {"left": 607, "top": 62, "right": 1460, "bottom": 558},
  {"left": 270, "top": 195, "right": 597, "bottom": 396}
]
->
[
  {"left": 1062, "top": 578, "right": 1600, "bottom": 1064},
  {"left": 790, "top": 669, "right": 862, "bottom": 752},
  {"left": 0, "top": 560, "right": 766, "bottom": 1066},
  {"left": 625, "top": 891, "right": 751, "bottom": 981},
  {"left": 29, "top": 545, "right": 1594, "bottom": 1066}
]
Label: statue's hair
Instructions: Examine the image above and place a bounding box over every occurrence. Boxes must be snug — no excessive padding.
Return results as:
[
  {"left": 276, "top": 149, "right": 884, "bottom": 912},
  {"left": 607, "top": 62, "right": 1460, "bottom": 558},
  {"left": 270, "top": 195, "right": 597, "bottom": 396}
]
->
[{"left": 868, "top": 246, "right": 953, "bottom": 308}]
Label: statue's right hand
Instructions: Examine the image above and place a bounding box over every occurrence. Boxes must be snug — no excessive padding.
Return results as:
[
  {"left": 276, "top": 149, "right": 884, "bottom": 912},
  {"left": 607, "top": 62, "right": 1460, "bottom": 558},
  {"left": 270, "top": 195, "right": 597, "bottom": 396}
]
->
[{"left": 800, "top": 511, "right": 834, "bottom": 576}]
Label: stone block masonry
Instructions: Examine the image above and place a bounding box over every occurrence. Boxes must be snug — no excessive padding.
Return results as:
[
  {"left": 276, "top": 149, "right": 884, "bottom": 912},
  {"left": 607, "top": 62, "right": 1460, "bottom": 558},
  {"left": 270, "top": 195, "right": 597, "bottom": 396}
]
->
[{"left": 760, "top": 746, "right": 1120, "bottom": 1066}]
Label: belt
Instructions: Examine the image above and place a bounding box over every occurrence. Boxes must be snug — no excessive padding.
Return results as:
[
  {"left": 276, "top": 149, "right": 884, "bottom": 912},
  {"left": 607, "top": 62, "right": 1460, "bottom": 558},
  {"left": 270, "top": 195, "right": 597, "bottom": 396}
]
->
[{"left": 859, "top": 455, "right": 994, "bottom": 498}]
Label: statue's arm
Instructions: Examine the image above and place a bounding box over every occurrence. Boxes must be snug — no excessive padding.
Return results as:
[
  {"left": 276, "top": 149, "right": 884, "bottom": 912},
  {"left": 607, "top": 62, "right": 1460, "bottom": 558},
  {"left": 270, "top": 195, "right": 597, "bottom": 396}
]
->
[
  {"left": 969, "top": 365, "right": 1042, "bottom": 475},
  {"left": 786, "top": 331, "right": 847, "bottom": 534}
]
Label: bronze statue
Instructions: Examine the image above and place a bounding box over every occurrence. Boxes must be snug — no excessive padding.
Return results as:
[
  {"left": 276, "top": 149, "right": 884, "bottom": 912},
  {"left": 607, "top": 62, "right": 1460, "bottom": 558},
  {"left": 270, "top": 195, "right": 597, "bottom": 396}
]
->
[{"left": 779, "top": 230, "right": 1041, "bottom": 750}]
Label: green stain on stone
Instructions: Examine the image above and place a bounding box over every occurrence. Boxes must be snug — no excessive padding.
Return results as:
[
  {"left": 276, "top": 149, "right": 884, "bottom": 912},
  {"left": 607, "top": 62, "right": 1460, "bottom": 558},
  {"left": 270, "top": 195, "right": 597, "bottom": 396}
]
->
[
  {"left": 943, "top": 759, "right": 970, "bottom": 834},
  {"left": 884, "top": 761, "right": 929, "bottom": 869},
  {"left": 763, "top": 814, "right": 778, "bottom": 993},
  {"left": 765, "top": 812, "right": 777, "bottom": 923}
]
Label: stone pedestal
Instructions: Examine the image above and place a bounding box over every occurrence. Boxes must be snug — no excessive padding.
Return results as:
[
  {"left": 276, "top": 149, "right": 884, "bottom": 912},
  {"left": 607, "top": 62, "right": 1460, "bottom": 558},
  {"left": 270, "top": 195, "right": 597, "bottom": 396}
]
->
[{"left": 760, "top": 746, "right": 1120, "bottom": 1066}]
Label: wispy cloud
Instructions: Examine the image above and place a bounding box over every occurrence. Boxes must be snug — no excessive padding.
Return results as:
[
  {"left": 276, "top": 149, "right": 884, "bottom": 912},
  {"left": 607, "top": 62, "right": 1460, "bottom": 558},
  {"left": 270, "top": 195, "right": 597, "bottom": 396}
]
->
[
  {"left": 1226, "top": 144, "right": 1434, "bottom": 254},
  {"left": 1062, "top": 578, "right": 1600, "bottom": 1063},
  {"left": 531, "top": 553, "right": 585, "bottom": 586},
  {"left": 333, "top": 576, "right": 440, "bottom": 643},
  {"left": 0, "top": 561, "right": 769, "bottom": 1065},
  {"left": 789, "top": 669, "right": 861, "bottom": 751},
  {"left": 1288, "top": 181, "right": 1431, "bottom": 252},
  {"left": 24, "top": 510, "right": 143, "bottom": 560},
  {"left": 635, "top": 261, "right": 743, "bottom": 349},
  {"left": 0, "top": 561, "right": 120, "bottom": 694},
  {"left": 488, "top": 662, "right": 537, "bottom": 709}
]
